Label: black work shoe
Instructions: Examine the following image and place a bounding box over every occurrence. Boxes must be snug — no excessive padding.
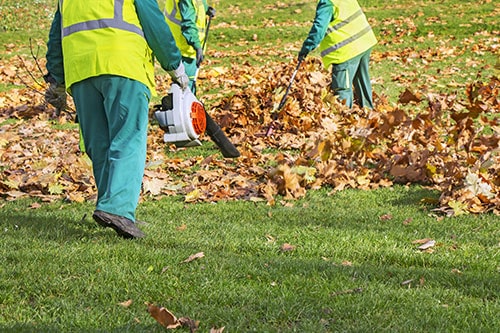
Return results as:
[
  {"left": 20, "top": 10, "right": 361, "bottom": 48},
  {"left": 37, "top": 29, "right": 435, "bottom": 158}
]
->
[{"left": 92, "top": 210, "right": 145, "bottom": 239}]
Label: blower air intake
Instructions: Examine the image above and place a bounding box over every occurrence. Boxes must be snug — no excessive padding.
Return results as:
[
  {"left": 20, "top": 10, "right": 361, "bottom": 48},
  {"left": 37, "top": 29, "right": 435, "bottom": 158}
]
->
[{"left": 154, "top": 83, "right": 207, "bottom": 147}]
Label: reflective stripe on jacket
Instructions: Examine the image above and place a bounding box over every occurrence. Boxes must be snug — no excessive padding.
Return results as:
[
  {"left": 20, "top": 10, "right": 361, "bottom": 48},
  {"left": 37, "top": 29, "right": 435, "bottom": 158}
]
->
[
  {"left": 164, "top": 0, "right": 207, "bottom": 59},
  {"left": 320, "top": 0, "right": 377, "bottom": 67},
  {"left": 59, "top": 0, "right": 155, "bottom": 93}
]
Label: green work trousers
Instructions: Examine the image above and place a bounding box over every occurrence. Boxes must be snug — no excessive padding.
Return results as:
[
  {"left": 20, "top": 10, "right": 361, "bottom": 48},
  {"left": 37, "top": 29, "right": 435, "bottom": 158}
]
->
[
  {"left": 331, "top": 48, "right": 374, "bottom": 109},
  {"left": 71, "top": 75, "right": 151, "bottom": 222}
]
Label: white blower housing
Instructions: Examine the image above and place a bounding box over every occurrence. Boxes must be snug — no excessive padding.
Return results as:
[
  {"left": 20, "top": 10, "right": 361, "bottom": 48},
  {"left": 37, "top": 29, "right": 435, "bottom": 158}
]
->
[{"left": 154, "top": 83, "right": 207, "bottom": 147}]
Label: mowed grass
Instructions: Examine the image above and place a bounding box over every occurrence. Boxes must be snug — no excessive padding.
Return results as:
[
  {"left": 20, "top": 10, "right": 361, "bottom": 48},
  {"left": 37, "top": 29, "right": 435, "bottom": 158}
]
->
[
  {"left": 1, "top": 0, "right": 499, "bottom": 332},
  {"left": 2, "top": 186, "right": 499, "bottom": 332}
]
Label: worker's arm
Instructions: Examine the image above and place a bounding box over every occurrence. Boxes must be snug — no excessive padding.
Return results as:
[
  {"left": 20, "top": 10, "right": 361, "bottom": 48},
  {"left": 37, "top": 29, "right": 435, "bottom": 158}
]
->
[
  {"left": 178, "top": 0, "right": 205, "bottom": 50},
  {"left": 299, "top": 0, "right": 334, "bottom": 56},
  {"left": 135, "top": 0, "right": 182, "bottom": 71},
  {"left": 45, "top": 7, "right": 65, "bottom": 84}
]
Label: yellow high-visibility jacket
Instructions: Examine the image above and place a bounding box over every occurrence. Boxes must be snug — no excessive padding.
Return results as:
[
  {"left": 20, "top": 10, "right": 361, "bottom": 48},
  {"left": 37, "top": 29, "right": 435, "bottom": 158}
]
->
[
  {"left": 164, "top": 0, "right": 207, "bottom": 59},
  {"left": 320, "top": 0, "right": 377, "bottom": 67},
  {"left": 59, "top": 0, "right": 155, "bottom": 92}
]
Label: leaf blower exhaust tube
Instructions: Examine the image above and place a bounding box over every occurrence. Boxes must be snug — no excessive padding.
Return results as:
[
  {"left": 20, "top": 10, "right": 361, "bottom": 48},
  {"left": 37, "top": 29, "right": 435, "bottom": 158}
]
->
[
  {"left": 154, "top": 84, "right": 240, "bottom": 158},
  {"left": 204, "top": 112, "right": 240, "bottom": 158}
]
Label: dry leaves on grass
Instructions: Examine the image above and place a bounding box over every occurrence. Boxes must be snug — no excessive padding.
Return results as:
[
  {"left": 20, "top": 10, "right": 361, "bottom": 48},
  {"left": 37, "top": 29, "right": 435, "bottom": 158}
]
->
[{"left": 0, "top": 53, "right": 498, "bottom": 216}]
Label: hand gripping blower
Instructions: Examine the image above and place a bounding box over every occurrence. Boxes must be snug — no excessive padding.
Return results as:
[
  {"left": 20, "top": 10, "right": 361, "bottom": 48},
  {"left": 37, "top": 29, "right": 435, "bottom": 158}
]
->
[{"left": 154, "top": 83, "right": 207, "bottom": 147}]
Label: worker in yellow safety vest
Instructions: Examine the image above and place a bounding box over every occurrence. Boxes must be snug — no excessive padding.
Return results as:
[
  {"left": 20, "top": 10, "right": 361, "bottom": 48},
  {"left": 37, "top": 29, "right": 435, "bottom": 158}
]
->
[
  {"left": 164, "top": 0, "right": 216, "bottom": 94},
  {"left": 44, "top": 0, "right": 189, "bottom": 239},
  {"left": 299, "top": 0, "right": 378, "bottom": 109}
]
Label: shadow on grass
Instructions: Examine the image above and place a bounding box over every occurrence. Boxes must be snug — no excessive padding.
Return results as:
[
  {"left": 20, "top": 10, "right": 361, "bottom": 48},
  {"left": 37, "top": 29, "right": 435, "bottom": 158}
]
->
[
  {"left": 1, "top": 208, "right": 118, "bottom": 242},
  {"left": 0, "top": 323, "right": 165, "bottom": 333},
  {"left": 384, "top": 185, "right": 440, "bottom": 210}
]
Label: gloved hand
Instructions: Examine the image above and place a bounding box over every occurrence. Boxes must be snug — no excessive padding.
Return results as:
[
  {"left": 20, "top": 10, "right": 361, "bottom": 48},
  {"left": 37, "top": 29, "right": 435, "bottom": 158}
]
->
[
  {"left": 167, "top": 62, "right": 189, "bottom": 91},
  {"left": 195, "top": 47, "right": 204, "bottom": 67},
  {"left": 298, "top": 48, "right": 308, "bottom": 62},
  {"left": 206, "top": 6, "right": 216, "bottom": 18},
  {"left": 43, "top": 73, "right": 67, "bottom": 114}
]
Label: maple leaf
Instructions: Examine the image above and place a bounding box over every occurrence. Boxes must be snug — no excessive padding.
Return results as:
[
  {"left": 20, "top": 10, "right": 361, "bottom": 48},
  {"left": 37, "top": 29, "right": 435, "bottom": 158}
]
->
[
  {"left": 142, "top": 178, "right": 166, "bottom": 196},
  {"left": 48, "top": 182, "right": 64, "bottom": 195},
  {"left": 448, "top": 200, "right": 470, "bottom": 216}
]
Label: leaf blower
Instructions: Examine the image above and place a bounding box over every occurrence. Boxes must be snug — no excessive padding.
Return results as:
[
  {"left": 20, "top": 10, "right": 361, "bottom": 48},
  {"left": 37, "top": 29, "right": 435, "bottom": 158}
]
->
[
  {"left": 154, "top": 83, "right": 207, "bottom": 147},
  {"left": 153, "top": 84, "right": 241, "bottom": 158},
  {"left": 193, "top": 7, "right": 241, "bottom": 158}
]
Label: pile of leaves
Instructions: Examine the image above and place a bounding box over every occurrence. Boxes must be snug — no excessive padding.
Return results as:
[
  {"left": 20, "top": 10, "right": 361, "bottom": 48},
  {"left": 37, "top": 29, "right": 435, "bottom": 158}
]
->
[
  {"left": 204, "top": 58, "right": 499, "bottom": 215},
  {"left": 1, "top": 56, "right": 499, "bottom": 216}
]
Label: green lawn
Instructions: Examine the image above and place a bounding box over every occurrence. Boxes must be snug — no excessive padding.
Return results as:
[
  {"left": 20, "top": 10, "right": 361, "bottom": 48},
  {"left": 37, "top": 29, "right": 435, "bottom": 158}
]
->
[{"left": 2, "top": 186, "right": 499, "bottom": 332}]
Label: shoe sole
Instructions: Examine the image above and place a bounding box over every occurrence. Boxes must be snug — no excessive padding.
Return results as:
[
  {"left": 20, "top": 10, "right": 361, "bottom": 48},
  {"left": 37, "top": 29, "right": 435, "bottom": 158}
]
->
[{"left": 92, "top": 212, "right": 144, "bottom": 239}]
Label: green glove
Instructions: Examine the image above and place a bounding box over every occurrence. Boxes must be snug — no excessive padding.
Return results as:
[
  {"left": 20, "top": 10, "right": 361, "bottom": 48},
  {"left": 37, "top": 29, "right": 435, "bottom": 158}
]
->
[
  {"left": 196, "top": 47, "right": 204, "bottom": 67},
  {"left": 298, "top": 48, "right": 308, "bottom": 62}
]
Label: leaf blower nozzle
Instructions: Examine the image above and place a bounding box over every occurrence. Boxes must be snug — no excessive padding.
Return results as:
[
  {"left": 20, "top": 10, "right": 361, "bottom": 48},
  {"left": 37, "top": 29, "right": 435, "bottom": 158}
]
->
[{"left": 205, "top": 115, "right": 241, "bottom": 158}]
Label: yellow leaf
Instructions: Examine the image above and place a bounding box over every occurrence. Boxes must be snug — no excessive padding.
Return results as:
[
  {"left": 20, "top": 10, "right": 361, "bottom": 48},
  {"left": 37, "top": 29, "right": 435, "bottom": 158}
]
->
[
  {"left": 185, "top": 189, "right": 201, "bottom": 202},
  {"left": 48, "top": 182, "right": 64, "bottom": 195}
]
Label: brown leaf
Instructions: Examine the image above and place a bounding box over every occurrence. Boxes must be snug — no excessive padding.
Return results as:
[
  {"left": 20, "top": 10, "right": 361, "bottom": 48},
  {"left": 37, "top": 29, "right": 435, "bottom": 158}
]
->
[
  {"left": 210, "top": 327, "right": 225, "bottom": 333},
  {"left": 182, "top": 252, "right": 205, "bottom": 263},
  {"left": 119, "top": 299, "right": 133, "bottom": 308},
  {"left": 412, "top": 238, "right": 433, "bottom": 244},
  {"left": 398, "top": 88, "right": 422, "bottom": 104},
  {"left": 379, "top": 213, "right": 393, "bottom": 221},
  {"left": 280, "top": 243, "right": 296, "bottom": 252},
  {"left": 179, "top": 317, "right": 200, "bottom": 332},
  {"left": 145, "top": 302, "right": 181, "bottom": 329}
]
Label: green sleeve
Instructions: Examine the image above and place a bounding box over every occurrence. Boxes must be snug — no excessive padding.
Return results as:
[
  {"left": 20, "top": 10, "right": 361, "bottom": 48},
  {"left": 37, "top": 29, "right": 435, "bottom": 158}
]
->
[
  {"left": 178, "top": 0, "right": 207, "bottom": 50},
  {"left": 135, "top": 0, "right": 182, "bottom": 71},
  {"left": 45, "top": 8, "right": 65, "bottom": 84},
  {"left": 300, "top": 0, "right": 334, "bottom": 54}
]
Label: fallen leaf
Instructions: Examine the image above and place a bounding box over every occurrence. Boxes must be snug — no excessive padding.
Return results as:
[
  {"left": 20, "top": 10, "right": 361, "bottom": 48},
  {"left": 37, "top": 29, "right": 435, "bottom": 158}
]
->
[
  {"left": 182, "top": 252, "right": 205, "bottom": 263},
  {"left": 412, "top": 238, "right": 433, "bottom": 244},
  {"left": 176, "top": 224, "right": 187, "bottom": 231},
  {"left": 280, "top": 243, "right": 296, "bottom": 252},
  {"left": 402, "top": 217, "right": 413, "bottom": 225},
  {"left": 379, "top": 213, "right": 393, "bottom": 221},
  {"left": 401, "top": 279, "right": 413, "bottom": 286},
  {"left": 210, "top": 327, "right": 225, "bottom": 333},
  {"left": 145, "top": 302, "right": 181, "bottom": 329},
  {"left": 417, "top": 239, "right": 436, "bottom": 250},
  {"left": 119, "top": 299, "right": 133, "bottom": 308}
]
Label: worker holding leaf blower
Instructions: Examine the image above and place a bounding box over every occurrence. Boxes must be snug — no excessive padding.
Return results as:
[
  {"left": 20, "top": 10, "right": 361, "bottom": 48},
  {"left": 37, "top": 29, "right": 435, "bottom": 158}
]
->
[
  {"left": 299, "top": 0, "right": 378, "bottom": 109},
  {"left": 162, "top": 0, "right": 241, "bottom": 158},
  {"left": 44, "top": 0, "right": 189, "bottom": 239}
]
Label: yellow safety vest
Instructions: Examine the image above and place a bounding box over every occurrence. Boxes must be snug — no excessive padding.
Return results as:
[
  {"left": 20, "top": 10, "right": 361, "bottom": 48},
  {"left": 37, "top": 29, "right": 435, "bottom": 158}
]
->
[
  {"left": 164, "top": 0, "right": 206, "bottom": 59},
  {"left": 320, "top": 0, "right": 377, "bottom": 67},
  {"left": 59, "top": 0, "right": 156, "bottom": 94}
]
